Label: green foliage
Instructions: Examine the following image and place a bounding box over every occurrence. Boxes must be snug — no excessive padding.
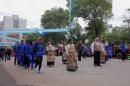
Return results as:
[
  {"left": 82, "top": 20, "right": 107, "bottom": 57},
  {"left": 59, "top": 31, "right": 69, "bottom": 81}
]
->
[
  {"left": 67, "top": 0, "right": 112, "bottom": 37},
  {"left": 41, "top": 7, "right": 68, "bottom": 28},
  {"left": 102, "top": 26, "right": 130, "bottom": 44},
  {"left": 41, "top": 7, "right": 69, "bottom": 44},
  {"left": 25, "top": 33, "right": 42, "bottom": 41},
  {"left": 86, "top": 19, "right": 107, "bottom": 38}
]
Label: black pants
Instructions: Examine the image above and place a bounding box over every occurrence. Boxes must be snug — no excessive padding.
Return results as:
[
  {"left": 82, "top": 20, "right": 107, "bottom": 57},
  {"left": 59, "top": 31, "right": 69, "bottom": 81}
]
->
[
  {"left": 2, "top": 54, "right": 7, "bottom": 61},
  {"left": 83, "top": 52, "right": 87, "bottom": 59},
  {"left": 24, "top": 56, "right": 29, "bottom": 68},
  {"left": 35, "top": 56, "right": 43, "bottom": 71},
  {"left": 94, "top": 51, "right": 100, "bottom": 66},
  {"left": 78, "top": 51, "right": 82, "bottom": 61},
  {"left": 121, "top": 52, "right": 126, "bottom": 61},
  {"left": 47, "top": 62, "right": 54, "bottom": 67},
  {"left": 1, "top": 54, "right": 4, "bottom": 60}
]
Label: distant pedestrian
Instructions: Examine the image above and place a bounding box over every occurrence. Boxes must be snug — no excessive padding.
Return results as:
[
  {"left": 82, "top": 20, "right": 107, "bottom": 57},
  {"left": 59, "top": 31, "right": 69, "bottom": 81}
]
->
[
  {"left": 82, "top": 44, "right": 89, "bottom": 59},
  {"left": 120, "top": 41, "right": 127, "bottom": 61},
  {"left": 46, "top": 42, "right": 55, "bottom": 67},
  {"left": 66, "top": 39, "right": 78, "bottom": 72},
  {"left": 62, "top": 42, "right": 67, "bottom": 64},
  {"left": 91, "top": 37, "right": 104, "bottom": 66},
  {"left": 13, "top": 42, "right": 19, "bottom": 65},
  {"left": 77, "top": 41, "right": 83, "bottom": 61},
  {"left": 126, "top": 45, "right": 130, "bottom": 60}
]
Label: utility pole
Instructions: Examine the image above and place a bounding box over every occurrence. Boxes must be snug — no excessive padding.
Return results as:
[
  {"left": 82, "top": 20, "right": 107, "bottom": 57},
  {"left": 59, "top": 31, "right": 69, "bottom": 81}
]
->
[{"left": 69, "top": 0, "right": 72, "bottom": 30}]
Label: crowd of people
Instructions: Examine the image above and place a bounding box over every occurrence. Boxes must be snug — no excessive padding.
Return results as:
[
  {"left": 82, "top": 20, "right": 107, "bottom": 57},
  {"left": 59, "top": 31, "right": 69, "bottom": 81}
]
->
[
  {"left": 13, "top": 38, "right": 44, "bottom": 73},
  {"left": 0, "top": 46, "right": 12, "bottom": 61},
  {"left": 91, "top": 37, "right": 130, "bottom": 66},
  {"left": 0, "top": 37, "right": 130, "bottom": 73},
  {"left": 12, "top": 38, "right": 78, "bottom": 72}
]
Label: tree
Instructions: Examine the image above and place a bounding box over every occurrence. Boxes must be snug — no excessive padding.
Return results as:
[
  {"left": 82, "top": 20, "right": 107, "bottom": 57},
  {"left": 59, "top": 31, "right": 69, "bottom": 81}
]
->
[
  {"left": 86, "top": 19, "right": 107, "bottom": 38},
  {"left": 123, "top": 8, "right": 130, "bottom": 28},
  {"left": 41, "top": 7, "right": 69, "bottom": 44},
  {"left": 67, "top": 0, "right": 112, "bottom": 37},
  {"left": 25, "top": 33, "right": 42, "bottom": 41},
  {"left": 102, "top": 26, "right": 130, "bottom": 44}
]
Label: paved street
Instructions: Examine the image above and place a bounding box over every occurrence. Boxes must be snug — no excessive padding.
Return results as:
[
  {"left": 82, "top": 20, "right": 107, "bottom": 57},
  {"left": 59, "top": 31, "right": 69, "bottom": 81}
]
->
[
  {"left": 0, "top": 61, "right": 33, "bottom": 86},
  {"left": 0, "top": 56, "right": 130, "bottom": 86}
]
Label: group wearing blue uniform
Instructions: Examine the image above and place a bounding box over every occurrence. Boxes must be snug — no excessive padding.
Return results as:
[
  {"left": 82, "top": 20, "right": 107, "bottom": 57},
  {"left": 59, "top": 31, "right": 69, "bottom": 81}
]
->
[{"left": 13, "top": 40, "right": 44, "bottom": 73}]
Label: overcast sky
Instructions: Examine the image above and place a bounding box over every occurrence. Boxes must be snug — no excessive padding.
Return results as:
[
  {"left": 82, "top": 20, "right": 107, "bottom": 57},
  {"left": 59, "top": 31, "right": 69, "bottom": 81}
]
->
[{"left": 0, "top": 0, "right": 130, "bottom": 28}]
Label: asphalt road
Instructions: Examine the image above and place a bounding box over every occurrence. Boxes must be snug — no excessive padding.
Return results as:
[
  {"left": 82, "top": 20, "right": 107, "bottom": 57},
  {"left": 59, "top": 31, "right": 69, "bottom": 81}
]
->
[
  {"left": 1, "top": 57, "right": 130, "bottom": 86},
  {"left": 0, "top": 61, "right": 33, "bottom": 86}
]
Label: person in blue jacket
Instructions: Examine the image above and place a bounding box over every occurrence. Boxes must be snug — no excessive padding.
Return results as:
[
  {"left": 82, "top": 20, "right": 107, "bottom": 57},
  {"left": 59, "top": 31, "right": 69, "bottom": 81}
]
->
[
  {"left": 34, "top": 38, "right": 44, "bottom": 73},
  {"left": 105, "top": 43, "right": 111, "bottom": 61},
  {"left": 18, "top": 40, "right": 25, "bottom": 66},
  {"left": 120, "top": 41, "right": 127, "bottom": 61},
  {"left": 13, "top": 42, "right": 19, "bottom": 65},
  {"left": 26, "top": 41, "right": 34, "bottom": 69},
  {"left": 82, "top": 44, "right": 89, "bottom": 59},
  {"left": 23, "top": 41, "right": 29, "bottom": 68}
]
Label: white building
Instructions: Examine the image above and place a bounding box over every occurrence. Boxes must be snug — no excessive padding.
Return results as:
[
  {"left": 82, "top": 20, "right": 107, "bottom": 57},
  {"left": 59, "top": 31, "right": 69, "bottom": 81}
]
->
[
  {"left": 0, "top": 15, "right": 27, "bottom": 29},
  {"left": 12, "top": 15, "right": 19, "bottom": 28},
  {"left": 0, "top": 15, "right": 27, "bottom": 43},
  {"left": 3, "top": 16, "right": 13, "bottom": 29},
  {"left": 18, "top": 18, "right": 27, "bottom": 28},
  {"left": 0, "top": 21, "right": 4, "bottom": 30}
]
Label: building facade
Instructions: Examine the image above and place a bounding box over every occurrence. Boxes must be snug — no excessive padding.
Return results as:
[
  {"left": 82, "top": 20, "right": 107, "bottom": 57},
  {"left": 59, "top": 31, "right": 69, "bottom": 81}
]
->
[
  {"left": 3, "top": 16, "right": 13, "bottom": 29},
  {"left": 1, "top": 15, "right": 27, "bottom": 29},
  {"left": 0, "top": 15, "right": 27, "bottom": 44},
  {"left": 0, "top": 21, "right": 4, "bottom": 30}
]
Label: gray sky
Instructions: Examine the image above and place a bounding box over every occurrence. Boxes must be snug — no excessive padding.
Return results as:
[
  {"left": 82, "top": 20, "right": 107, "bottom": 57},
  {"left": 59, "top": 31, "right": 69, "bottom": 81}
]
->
[{"left": 0, "top": 0, "right": 130, "bottom": 28}]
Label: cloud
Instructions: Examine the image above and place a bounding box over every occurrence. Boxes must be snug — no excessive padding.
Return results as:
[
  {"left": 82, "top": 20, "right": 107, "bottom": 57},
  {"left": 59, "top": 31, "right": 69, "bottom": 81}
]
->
[
  {"left": 110, "top": 0, "right": 130, "bottom": 26},
  {"left": 1, "top": 0, "right": 14, "bottom": 1},
  {"left": 0, "top": 12, "right": 10, "bottom": 16},
  {"left": 0, "top": 0, "right": 130, "bottom": 28},
  {"left": 0, "top": 0, "right": 67, "bottom": 28}
]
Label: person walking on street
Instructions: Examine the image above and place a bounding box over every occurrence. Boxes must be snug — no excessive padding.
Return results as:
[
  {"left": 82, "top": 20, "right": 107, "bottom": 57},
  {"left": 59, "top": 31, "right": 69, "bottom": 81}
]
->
[
  {"left": 120, "top": 41, "right": 127, "bottom": 61},
  {"left": 66, "top": 39, "right": 78, "bottom": 72},
  {"left": 46, "top": 42, "right": 55, "bottom": 67},
  {"left": 34, "top": 38, "right": 44, "bottom": 73},
  {"left": 91, "top": 37, "right": 104, "bottom": 67}
]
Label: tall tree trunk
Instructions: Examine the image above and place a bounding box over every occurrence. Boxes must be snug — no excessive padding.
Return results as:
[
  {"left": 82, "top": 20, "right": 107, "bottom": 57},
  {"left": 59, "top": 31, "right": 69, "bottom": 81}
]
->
[
  {"left": 95, "top": 26, "right": 99, "bottom": 37},
  {"left": 93, "top": 19, "right": 99, "bottom": 37}
]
